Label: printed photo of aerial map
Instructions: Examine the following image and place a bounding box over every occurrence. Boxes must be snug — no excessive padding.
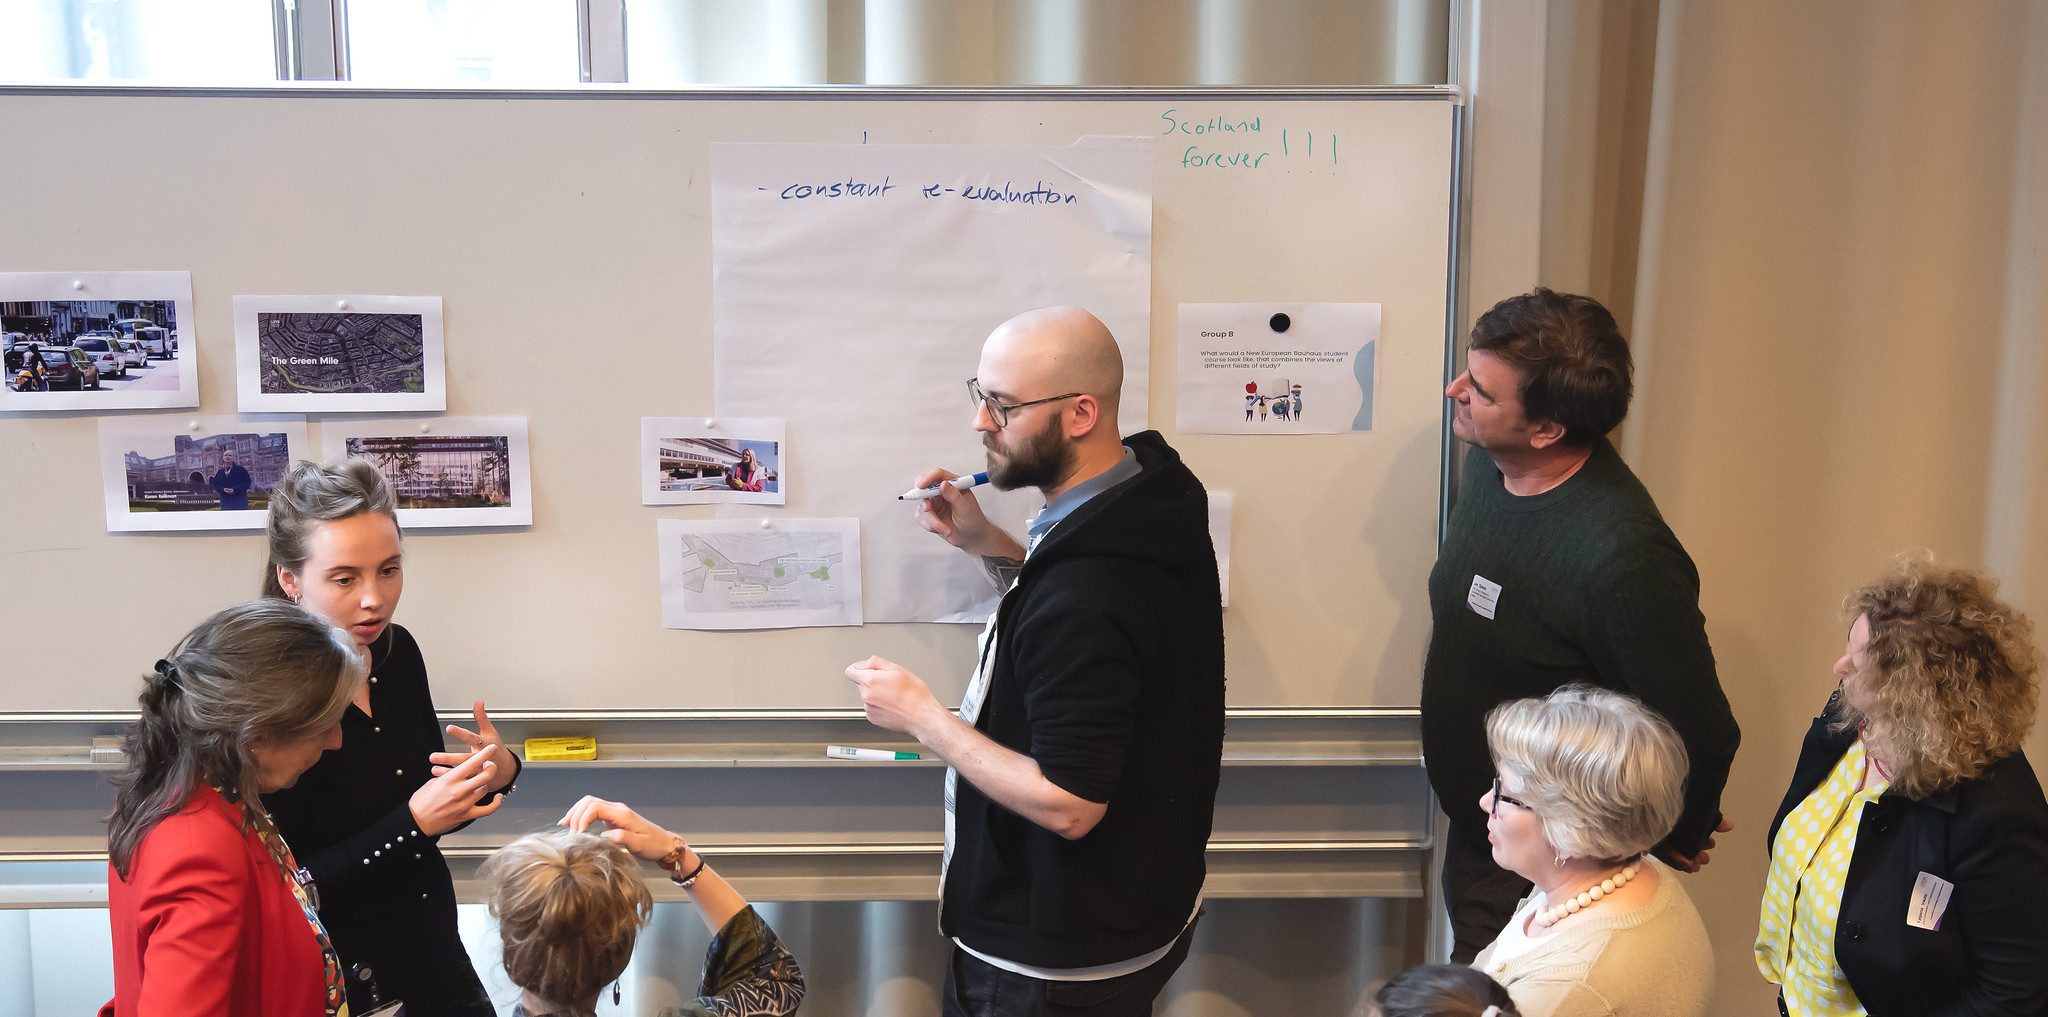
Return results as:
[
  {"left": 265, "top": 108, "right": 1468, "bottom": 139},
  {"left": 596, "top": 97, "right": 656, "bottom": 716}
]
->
[
  {"left": 657, "top": 518, "right": 863, "bottom": 630},
  {"left": 257, "top": 311, "right": 425, "bottom": 395}
]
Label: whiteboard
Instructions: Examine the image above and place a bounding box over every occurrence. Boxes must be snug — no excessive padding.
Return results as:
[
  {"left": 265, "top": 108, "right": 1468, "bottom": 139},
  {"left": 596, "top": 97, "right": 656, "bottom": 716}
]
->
[{"left": 0, "top": 87, "right": 1456, "bottom": 712}]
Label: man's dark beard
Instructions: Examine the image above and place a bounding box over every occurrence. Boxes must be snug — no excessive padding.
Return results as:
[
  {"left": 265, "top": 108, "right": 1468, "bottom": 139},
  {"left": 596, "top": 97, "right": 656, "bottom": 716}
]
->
[{"left": 986, "top": 414, "right": 1074, "bottom": 491}]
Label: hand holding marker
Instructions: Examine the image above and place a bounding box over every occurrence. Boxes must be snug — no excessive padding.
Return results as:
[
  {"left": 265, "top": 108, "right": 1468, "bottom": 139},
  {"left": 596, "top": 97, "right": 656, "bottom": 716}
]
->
[
  {"left": 898, "top": 471, "right": 990, "bottom": 501},
  {"left": 849, "top": 469, "right": 987, "bottom": 764}
]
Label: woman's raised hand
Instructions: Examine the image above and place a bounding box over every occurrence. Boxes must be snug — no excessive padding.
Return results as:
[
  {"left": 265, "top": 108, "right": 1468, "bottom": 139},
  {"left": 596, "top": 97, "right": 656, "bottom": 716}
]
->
[
  {"left": 428, "top": 701, "right": 516, "bottom": 794},
  {"left": 560, "top": 795, "right": 681, "bottom": 863},
  {"left": 408, "top": 749, "right": 504, "bottom": 836}
]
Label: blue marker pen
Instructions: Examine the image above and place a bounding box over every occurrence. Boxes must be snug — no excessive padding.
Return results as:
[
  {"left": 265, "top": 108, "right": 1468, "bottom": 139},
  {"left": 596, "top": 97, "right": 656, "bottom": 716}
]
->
[{"left": 898, "top": 471, "right": 991, "bottom": 501}]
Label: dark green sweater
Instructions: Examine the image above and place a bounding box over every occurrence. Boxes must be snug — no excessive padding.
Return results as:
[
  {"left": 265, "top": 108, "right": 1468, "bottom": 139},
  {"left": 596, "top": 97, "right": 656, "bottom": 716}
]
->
[{"left": 1421, "top": 438, "right": 1739, "bottom": 857}]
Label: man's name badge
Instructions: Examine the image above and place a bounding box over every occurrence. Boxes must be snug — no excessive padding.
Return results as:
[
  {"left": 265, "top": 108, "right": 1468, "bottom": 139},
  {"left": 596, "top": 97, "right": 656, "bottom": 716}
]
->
[
  {"left": 1907, "top": 871, "right": 1955, "bottom": 931},
  {"left": 1467, "top": 574, "right": 1502, "bottom": 620}
]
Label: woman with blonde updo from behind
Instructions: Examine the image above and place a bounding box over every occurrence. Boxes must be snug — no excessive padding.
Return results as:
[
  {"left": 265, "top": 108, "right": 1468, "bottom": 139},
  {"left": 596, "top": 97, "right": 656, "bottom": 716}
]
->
[{"left": 482, "top": 797, "right": 804, "bottom": 1017}]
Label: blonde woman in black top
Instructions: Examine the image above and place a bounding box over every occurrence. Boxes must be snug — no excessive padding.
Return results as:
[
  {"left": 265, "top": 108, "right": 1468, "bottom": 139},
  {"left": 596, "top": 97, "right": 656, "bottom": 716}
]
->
[{"left": 261, "top": 458, "right": 521, "bottom": 1017}]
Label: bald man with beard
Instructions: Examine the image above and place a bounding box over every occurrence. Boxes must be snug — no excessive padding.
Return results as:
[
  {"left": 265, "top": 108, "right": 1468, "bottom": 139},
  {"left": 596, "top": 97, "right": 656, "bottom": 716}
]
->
[{"left": 847, "top": 307, "right": 1225, "bottom": 1017}]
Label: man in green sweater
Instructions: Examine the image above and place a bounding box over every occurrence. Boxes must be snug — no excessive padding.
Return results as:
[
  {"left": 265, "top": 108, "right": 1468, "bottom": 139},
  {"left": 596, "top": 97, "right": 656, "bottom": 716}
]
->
[{"left": 1423, "top": 288, "right": 1740, "bottom": 961}]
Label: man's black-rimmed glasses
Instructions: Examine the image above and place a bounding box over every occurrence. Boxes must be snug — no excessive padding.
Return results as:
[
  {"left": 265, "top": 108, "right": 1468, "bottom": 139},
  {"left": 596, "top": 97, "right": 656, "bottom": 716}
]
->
[{"left": 968, "top": 377, "right": 1081, "bottom": 429}]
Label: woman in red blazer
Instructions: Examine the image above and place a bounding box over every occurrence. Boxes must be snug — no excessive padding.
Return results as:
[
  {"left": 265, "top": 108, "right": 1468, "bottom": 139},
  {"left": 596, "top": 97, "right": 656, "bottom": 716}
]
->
[{"left": 100, "top": 600, "right": 390, "bottom": 1017}]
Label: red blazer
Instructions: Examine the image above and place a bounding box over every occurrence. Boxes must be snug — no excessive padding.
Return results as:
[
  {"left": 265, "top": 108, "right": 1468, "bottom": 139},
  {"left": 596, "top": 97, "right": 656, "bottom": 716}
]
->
[{"left": 102, "top": 788, "right": 336, "bottom": 1017}]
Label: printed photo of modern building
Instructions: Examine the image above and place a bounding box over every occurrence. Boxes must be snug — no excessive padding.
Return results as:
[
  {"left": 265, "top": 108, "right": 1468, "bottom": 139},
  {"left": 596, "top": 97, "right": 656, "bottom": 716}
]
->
[{"left": 347, "top": 434, "right": 511, "bottom": 508}]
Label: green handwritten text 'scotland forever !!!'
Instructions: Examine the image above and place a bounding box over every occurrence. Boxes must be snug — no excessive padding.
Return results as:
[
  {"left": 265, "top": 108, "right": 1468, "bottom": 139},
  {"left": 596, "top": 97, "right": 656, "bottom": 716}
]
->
[{"left": 1160, "top": 108, "right": 1338, "bottom": 171}]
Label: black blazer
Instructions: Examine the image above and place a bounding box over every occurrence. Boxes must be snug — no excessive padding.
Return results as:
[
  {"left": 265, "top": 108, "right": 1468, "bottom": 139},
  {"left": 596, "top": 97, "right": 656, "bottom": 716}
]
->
[{"left": 1768, "top": 694, "right": 2048, "bottom": 1016}]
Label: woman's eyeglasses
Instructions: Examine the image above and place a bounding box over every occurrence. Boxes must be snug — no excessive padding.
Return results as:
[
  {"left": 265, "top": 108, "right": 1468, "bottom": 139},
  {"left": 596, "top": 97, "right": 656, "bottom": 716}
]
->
[{"left": 1491, "top": 776, "right": 1532, "bottom": 817}]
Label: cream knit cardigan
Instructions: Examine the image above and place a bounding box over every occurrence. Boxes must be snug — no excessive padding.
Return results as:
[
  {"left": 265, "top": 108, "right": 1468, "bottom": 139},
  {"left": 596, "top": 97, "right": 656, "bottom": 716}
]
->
[{"left": 1470, "top": 857, "right": 1714, "bottom": 1017}]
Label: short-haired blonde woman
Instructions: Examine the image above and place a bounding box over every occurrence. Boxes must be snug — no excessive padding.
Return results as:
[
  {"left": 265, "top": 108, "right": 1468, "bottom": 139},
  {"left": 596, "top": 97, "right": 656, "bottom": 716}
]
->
[
  {"left": 479, "top": 796, "right": 804, "bottom": 1017},
  {"left": 1471, "top": 686, "right": 1711, "bottom": 1017},
  {"left": 1756, "top": 559, "right": 2047, "bottom": 1015}
]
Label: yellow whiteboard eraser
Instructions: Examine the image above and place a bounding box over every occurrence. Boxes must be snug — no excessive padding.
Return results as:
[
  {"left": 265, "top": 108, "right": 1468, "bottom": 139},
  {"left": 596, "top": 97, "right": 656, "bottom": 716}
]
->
[{"left": 524, "top": 736, "right": 598, "bottom": 761}]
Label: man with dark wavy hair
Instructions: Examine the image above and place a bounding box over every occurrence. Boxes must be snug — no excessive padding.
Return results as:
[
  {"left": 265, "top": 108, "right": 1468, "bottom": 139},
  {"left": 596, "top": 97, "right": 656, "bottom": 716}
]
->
[{"left": 1424, "top": 287, "right": 1740, "bottom": 961}]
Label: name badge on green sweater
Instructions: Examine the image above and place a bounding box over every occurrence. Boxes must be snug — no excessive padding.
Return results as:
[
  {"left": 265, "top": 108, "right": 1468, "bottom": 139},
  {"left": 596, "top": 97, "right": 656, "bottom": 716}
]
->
[{"left": 1467, "top": 575, "right": 1501, "bottom": 620}]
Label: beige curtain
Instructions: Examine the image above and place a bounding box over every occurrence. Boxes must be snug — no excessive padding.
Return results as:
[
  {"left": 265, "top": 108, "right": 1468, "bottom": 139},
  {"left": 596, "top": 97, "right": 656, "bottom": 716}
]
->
[{"left": 1542, "top": 0, "right": 2048, "bottom": 1010}]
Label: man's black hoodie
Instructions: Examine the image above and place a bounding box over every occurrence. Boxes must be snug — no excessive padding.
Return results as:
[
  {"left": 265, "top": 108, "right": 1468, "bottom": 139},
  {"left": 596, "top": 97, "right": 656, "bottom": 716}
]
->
[{"left": 940, "top": 430, "right": 1226, "bottom": 969}]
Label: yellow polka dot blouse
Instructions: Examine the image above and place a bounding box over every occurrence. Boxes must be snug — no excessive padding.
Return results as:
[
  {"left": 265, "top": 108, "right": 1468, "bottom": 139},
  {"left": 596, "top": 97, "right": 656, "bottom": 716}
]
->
[{"left": 1755, "top": 738, "right": 1889, "bottom": 1016}]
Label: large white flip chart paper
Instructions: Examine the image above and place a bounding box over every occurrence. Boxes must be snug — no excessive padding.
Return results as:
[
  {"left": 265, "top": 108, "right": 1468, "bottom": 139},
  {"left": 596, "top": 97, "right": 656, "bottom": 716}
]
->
[{"left": 713, "top": 141, "right": 1153, "bottom": 623}]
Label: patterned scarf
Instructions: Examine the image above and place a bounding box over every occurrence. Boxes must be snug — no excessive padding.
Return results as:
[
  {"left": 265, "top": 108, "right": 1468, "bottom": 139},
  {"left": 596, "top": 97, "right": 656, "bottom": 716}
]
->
[{"left": 218, "top": 786, "right": 351, "bottom": 1017}]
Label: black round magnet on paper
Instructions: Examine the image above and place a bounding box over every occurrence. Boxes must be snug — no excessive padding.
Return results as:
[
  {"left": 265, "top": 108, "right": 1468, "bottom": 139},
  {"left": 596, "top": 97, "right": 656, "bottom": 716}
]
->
[{"left": 1269, "top": 312, "right": 1291, "bottom": 333}]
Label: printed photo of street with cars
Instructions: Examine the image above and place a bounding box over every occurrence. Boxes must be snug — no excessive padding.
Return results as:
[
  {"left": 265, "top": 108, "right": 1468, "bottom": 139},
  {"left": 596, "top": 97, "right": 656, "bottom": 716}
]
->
[
  {"left": 3, "top": 299, "right": 181, "bottom": 395},
  {"left": 3, "top": 272, "right": 199, "bottom": 411}
]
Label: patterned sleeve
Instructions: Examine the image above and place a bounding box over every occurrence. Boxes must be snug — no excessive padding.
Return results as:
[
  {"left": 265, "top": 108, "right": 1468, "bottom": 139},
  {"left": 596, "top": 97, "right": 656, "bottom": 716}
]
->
[{"left": 690, "top": 906, "right": 806, "bottom": 1017}]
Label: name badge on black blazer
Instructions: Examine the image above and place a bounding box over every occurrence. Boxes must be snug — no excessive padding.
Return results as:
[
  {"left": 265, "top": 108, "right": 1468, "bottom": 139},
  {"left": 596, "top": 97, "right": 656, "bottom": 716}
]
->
[{"left": 1907, "top": 871, "right": 1955, "bottom": 931}]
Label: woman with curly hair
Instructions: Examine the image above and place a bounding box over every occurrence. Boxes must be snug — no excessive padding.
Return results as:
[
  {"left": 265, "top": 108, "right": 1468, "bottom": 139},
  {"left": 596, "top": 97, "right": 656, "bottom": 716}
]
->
[{"left": 1756, "top": 558, "right": 2048, "bottom": 1015}]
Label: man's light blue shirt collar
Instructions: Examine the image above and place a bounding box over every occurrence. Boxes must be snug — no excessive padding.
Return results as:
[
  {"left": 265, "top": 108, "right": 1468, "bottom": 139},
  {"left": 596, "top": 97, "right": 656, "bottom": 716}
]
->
[{"left": 1026, "top": 447, "right": 1140, "bottom": 553}]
